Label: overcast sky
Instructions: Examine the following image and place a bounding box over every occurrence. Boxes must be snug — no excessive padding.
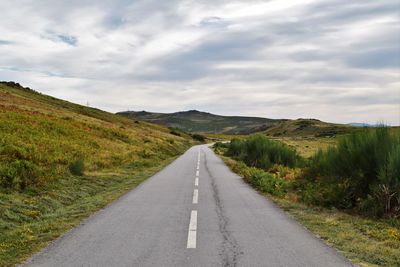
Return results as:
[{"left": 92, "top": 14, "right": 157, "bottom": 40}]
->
[{"left": 0, "top": 0, "right": 399, "bottom": 124}]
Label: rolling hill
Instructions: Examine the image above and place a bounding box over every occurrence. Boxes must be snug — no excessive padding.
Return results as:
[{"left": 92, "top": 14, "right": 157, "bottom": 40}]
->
[
  {"left": 118, "top": 110, "right": 355, "bottom": 137},
  {"left": 0, "top": 81, "right": 193, "bottom": 187},
  {"left": 264, "top": 118, "right": 355, "bottom": 137},
  {"left": 0, "top": 81, "right": 194, "bottom": 266},
  {"left": 118, "top": 110, "right": 284, "bottom": 134}
]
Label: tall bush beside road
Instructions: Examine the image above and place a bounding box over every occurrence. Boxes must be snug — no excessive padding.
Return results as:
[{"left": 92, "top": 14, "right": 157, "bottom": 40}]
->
[
  {"left": 222, "top": 127, "right": 400, "bottom": 217},
  {"left": 226, "top": 134, "right": 302, "bottom": 169},
  {"left": 305, "top": 126, "right": 400, "bottom": 217}
]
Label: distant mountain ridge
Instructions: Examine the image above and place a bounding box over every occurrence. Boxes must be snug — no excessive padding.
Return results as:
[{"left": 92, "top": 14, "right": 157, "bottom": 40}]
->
[
  {"left": 118, "top": 110, "right": 283, "bottom": 134},
  {"left": 118, "top": 110, "right": 355, "bottom": 136}
]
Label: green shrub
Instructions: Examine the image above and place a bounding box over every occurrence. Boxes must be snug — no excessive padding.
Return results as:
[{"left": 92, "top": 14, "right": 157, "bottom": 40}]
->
[
  {"left": 0, "top": 144, "right": 28, "bottom": 160},
  {"left": 228, "top": 161, "right": 289, "bottom": 197},
  {"left": 226, "top": 134, "right": 302, "bottom": 169},
  {"left": 168, "top": 127, "right": 187, "bottom": 137},
  {"left": 247, "top": 168, "right": 289, "bottom": 196},
  {"left": 304, "top": 126, "right": 400, "bottom": 216},
  {"left": 69, "top": 158, "right": 85, "bottom": 176},
  {"left": 191, "top": 134, "right": 206, "bottom": 142},
  {"left": 213, "top": 142, "right": 229, "bottom": 154},
  {"left": 225, "top": 138, "right": 245, "bottom": 158},
  {"left": 359, "top": 194, "right": 384, "bottom": 217},
  {"left": 213, "top": 141, "right": 228, "bottom": 149},
  {"left": 0, "top": 160, "right": 41, "bottom": 190},
  {"left": 299, "top": 179, "right": 354, "bottom": 209},
  {"left": 170, "top": 130, "right": 181, "bottom": 136}
]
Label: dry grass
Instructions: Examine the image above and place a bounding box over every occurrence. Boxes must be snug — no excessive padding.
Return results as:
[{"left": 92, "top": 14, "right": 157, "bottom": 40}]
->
[
  {"left": 0, "top": 82, "right": 194, "bottom": 266},
  {"left": 270, "top": 136, "right": 337, "bottom": 158},
  {"left": 0, "top": 83, "right": 193, "bottom": 185},
  {"left": 273, "top": 197, "right": 400, "bottom": 267}
]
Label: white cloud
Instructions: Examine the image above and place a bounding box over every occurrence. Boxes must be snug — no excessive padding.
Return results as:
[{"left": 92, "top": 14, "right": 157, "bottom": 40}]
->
[{"left": 0, "top": 0, "right": 399, "bottom": 125}]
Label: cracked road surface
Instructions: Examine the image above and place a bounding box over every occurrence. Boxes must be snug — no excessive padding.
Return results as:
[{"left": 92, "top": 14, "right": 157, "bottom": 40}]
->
[{"left": 23, "top": 145, "right": 353, "bottom": 267}]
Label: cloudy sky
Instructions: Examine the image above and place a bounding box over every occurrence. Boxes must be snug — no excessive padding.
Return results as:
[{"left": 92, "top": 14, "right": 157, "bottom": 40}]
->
[{"left": 0, "top": 0, "right": 399, "bottom": 124}]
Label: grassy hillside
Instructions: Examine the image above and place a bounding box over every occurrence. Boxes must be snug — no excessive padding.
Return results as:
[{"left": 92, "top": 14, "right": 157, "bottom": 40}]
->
[
  {"left": 0, "top": 81, "right": 194, "bottom": 266},
  {"left": 118, "top": 110, "right": 357, "bottom": 137},
  {"left": 264, "top": 118, "right": 356, "bottom": 137},
  {"left": 118, "top": 110, "right": 281, "bottom": 134}
]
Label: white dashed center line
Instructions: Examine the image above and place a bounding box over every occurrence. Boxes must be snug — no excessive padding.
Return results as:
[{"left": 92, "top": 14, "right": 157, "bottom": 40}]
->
[
  {"left": 187, "top": 210, "right": 197, "bottom": 248},
  {"left": 187, "top": 150, "right": 201, "bottom": 249},
  {"left": 192, "top": 189, "right": 198, "bottom": 204}
]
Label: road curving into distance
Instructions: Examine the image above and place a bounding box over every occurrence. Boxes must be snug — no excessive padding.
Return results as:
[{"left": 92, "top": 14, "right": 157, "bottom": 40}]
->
[{"left": 23, "top": 145, "right": 353, "bottom": 267}]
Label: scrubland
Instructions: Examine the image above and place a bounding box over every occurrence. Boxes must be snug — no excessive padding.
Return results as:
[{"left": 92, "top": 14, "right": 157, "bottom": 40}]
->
[{"left": 214, "top": 128, "right": 400, "bottom": 266}]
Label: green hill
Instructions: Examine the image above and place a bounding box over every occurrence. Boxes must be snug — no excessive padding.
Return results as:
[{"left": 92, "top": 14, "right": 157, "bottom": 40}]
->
[
  {"left": 0, "top": 81, "right": 193, "bottom": 266},
  {"left": 118, "top": 110, "right": 283, "bottom": 134},
  {"left": 0, "top": 81, "right": 194, "bottom": 188},
  {"left": 118, "top": 110, "right": 356, "bottom": 137},
  {"left": 264, "top": 118, "right": 355, "bottom": 137}
]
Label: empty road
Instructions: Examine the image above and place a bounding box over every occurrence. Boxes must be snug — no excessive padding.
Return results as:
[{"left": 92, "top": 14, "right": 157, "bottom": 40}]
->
[{"left": 23, "top": 145, "right": 352, "bottom": 267}]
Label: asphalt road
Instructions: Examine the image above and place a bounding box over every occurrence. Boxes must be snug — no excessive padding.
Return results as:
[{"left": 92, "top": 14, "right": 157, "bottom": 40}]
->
[{"left": 23, "top": 145, "right": 353, "bottom": 267}]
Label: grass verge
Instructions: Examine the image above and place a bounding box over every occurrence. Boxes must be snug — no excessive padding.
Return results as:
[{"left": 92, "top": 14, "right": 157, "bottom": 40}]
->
[
  {"left": 0, "top": 156, "right": 182, "bottom": 267},
  {"left": 219, "top": 155, "right": 400, "bottom": 267}
]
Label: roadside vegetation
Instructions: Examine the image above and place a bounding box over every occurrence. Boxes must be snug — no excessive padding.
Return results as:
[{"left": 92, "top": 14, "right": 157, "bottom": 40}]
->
[
  {"left": 304, "top": 126, "right": 400, "bottom": 217},
  {"left": 225, "top": 135, "right": 303, "bottom": 169},
  {"left": 214, "top": 128, "right": 400, "bottom": 266},
  {"left": 0, "top": 82, "right": 194, "bottom": 266}
]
